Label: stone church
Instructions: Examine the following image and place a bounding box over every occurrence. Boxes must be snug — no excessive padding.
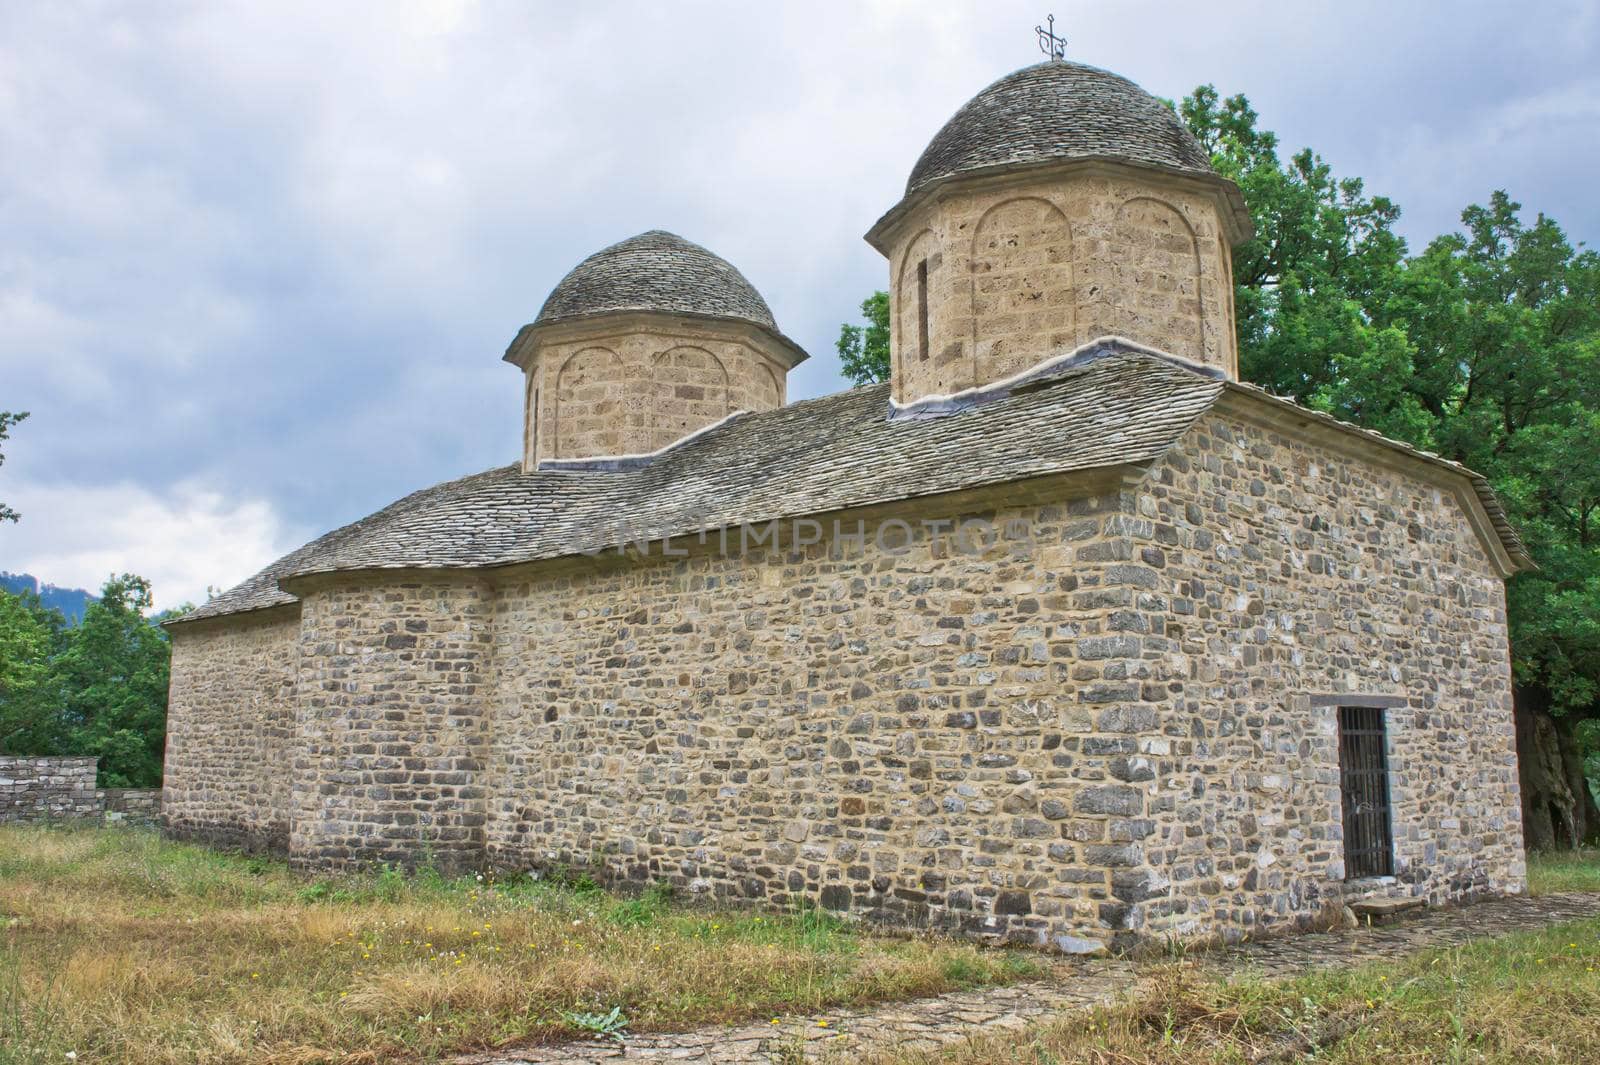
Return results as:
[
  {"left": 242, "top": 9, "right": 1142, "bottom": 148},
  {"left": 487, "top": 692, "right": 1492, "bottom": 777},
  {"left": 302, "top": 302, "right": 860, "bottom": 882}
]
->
[{"left": 164, "top": 60, "right": 1531, "bottom": 951}]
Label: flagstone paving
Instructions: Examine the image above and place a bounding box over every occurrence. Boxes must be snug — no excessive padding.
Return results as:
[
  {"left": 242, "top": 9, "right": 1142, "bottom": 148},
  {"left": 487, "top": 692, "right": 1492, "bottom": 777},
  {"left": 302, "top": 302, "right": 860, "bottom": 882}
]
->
[{"left": 455, "top": 891, "right": 1600, "bottom": 1065}]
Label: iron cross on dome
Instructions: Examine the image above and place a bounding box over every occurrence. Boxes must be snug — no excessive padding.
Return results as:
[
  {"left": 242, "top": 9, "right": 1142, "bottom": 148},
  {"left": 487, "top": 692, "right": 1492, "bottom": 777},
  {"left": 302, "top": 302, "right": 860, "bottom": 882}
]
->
[{"left": 1035, "top": 14, "right": 1067, "bottom": 60}]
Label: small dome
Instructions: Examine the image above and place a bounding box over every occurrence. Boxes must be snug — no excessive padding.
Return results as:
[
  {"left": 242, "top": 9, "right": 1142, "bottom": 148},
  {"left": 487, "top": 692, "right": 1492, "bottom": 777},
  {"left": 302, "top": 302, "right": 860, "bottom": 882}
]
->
[
  {"left": 906, "top": 61, "right": 1213, "bottom": 196},
  {"left": 534, "top": 230, "right": 777, "bottom": 330}
]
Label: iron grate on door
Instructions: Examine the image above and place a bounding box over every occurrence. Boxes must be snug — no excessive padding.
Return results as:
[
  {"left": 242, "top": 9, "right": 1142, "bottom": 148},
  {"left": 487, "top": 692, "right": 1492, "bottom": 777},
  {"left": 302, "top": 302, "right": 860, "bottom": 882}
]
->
[{"left": 1338, "top": 705, "right": 1395, "bottom": 879}]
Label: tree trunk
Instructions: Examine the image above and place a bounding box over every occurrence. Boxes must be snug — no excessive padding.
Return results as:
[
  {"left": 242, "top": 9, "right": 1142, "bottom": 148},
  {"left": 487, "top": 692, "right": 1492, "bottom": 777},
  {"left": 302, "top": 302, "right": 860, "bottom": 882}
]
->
[
  {"left": 1556, "top": 710, "right": 1600, "bottom": 844},
  {"left": 1514, "top": 685, "right": 1600, "bottom": 850}
]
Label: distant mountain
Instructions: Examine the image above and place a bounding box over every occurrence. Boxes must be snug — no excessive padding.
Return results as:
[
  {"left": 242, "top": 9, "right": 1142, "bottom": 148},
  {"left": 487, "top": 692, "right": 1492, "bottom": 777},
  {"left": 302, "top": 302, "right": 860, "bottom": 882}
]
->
[{"left": 0, "top": 572, "right": 96, "bottom": 624}]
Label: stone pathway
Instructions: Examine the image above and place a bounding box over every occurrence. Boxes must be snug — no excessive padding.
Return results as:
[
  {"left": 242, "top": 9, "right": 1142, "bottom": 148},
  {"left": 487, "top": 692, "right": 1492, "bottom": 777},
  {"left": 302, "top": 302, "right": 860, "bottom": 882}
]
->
[{"left": 455, "top": 892, "right": 1600, "bottom": 1065}]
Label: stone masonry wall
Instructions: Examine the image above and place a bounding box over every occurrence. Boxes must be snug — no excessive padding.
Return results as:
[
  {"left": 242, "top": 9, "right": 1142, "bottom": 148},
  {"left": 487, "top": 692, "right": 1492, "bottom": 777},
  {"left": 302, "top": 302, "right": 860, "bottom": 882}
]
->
[
  {"left": 523, "top": 318, "right": 790, "bottom": 466},
  {"left": 887, "top": 167, "right": 1237, "bottom": 405},
  {"left": 484, "top": 497, "right": 1142, "bottom": 951},
  {"left": 0, "top": 756, "right": 100, "bottom": 822},
  {"left": 158, "top": 405, "right": 1523, "bottom": 951},
  {"left": 163, "top": 610, "right": 299, "bottom": 851},
  {"left": 289, "top": 578, "right": 494, "bottom": 871},
  {"left": 0, "top": 757, "right": 161, "bottom": 826},
  {"left": 1104, "top": 406, "right": 1525, "bottom": 942},
  {"left": 102, "top": 787, "right": 162, "bottom": 826},
  {"left": 480, "top": 414, "right": 1521, "bottom": 949}
]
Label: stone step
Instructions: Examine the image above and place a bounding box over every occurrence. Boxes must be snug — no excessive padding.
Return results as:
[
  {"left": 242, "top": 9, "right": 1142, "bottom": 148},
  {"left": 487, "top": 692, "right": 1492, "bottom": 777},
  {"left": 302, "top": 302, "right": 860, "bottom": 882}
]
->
[{"left": 1350, "top": 897, "right": 1426, "bottom": 921}]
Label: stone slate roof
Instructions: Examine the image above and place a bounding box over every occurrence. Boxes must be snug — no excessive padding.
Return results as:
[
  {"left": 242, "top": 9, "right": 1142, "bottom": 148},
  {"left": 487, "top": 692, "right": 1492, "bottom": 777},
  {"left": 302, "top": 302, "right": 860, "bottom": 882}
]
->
[
  {"left": 177, "top": 346, "right": 1219, "bottom": 622},
  {"left": 530, "top": 230, "right": 778, "bottom": 331},
  {"left": 175, "top": 343, "right": 1531, "bottom": 626},
  {"left": 906, "top": 61, "right": 1215, "bottom": 197}
]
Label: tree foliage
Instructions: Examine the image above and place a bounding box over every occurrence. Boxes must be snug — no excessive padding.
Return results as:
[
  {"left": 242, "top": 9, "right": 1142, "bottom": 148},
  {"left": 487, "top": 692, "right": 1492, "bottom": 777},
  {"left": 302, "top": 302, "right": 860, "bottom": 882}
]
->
[
  {"left": 1180, "top": 89, "right": 1415, "bottom": 422},
  {"left": 0, "top": 410, "right": 27, "bottom": 523},
  {"left": 0, "top": 574, "right": 171, "bottom": 787},
  {"left": 0, "top": 588, "right": 67, "bottom": 754},
  {"left": 835, "top": 291, "right": 891, "bottom": 386}
]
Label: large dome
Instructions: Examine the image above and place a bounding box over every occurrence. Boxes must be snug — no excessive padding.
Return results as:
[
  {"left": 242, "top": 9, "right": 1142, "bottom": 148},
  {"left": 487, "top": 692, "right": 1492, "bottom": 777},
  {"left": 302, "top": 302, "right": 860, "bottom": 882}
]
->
[
  {"left": 905, "top": 61, "right": 1214, "bottom": 196},
  {"left": 533, "top": 230, "right": 777, "bottom": 330}
]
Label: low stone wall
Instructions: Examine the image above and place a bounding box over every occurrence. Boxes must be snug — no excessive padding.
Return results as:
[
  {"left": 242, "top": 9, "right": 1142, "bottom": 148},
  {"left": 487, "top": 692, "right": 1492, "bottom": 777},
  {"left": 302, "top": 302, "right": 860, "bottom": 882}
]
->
[
  {"left": 102, "top": 787, "right": 163, "bottom": 826},
  {"left": 0, "top": 756, "right": 101, "bottom": 822},
  {"left": 0, "top": 756, "right": 163, "bottom": 826}
]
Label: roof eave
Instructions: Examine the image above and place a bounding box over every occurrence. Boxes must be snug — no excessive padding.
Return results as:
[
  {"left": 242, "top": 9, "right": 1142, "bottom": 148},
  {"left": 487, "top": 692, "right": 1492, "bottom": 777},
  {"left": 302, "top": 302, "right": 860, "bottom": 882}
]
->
[
  {"left": 271, "top": 460, "right": 1159, "bottom": 596},
  {"left": 162, "top": 599, "right": 301, "bottom": 632},
  {"left": 502, "top": 309, "right": 809, "bottom": 371},
  {"left": 864, "top": 156, "right": 1254, "bottom": 255}
]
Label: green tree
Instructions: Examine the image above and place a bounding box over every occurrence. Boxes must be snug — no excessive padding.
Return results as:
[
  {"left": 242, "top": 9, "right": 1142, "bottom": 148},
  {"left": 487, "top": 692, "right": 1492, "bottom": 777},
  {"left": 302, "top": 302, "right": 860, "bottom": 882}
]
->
[
  {"left": 53, "top": 574, "right": 171, "bottom": 788},
  {"left": 835, "top": 291, "right": 890, "bottom": 386},
  {"left": 1394, "top": 195, "right": 1600, "bottom": 845},
  {"left": 1179, "top": 87, "right": 1412, "bottom": 411},
  {"left": 0, "top": 410, "right": 28, "bottom": 523},
  {"left": 0, "top": 588, "right": 68, "bottom": 753}
]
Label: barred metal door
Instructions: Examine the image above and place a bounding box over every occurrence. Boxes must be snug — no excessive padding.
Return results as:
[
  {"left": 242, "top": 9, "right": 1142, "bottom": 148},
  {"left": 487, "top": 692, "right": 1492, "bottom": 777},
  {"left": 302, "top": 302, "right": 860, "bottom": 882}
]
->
[{"left": 1338, "top": 706, "right": 1394, "bottom": 878}]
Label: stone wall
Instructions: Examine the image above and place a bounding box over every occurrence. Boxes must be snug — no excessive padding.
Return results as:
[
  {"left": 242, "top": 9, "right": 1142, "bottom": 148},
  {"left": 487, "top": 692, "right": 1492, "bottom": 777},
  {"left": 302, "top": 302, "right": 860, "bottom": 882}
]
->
[
  {"left": 160, "top": 401, "right": 1524, "bottom": 950},
  {"left": 1115, "top": 403, "right": 1525, "bottom": 940},
  {"left": 0, "top": 756, "right": 100, "bottom": 822},
  {"left": 0, "top": 757, "right": 162, "bottom": 826},
  {"left": 484, "top": 496, "right": 1127, "bottom": 947},
  {"left": 481, "top": 413, "right": 1520, "bottom": 949},
  {"left": 162, "top": 608, "right": 299, "bottom": 851},
  {"left": 517, "top": 314, "right": 791, "bottom": 467},
  {"left": 102, "top": 788, "right": 162, "bottom": 826},
  {"left": 883, "top": 165, "right": 1238, "bottom": 405},
  {"left": 289, "top": 578, "right": 494, "bottom": 871}
]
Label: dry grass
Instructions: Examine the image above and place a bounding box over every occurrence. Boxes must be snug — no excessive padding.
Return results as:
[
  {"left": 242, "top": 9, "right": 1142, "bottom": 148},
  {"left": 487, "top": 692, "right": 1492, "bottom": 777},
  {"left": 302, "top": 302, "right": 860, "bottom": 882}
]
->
[
  {"left": 0, "top": 825, "right": 1036, "bottom": 1064},
  {"left": 873, "top": 922, "right": 1600, "bottom": 1064},
  {"left": 869, "top": 850, "right": 1600, "bottom": 1065}
]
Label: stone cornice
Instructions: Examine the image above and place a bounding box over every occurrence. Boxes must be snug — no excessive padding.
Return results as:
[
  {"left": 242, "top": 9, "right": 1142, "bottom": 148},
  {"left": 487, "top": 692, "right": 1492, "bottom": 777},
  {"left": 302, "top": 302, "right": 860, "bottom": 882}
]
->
[
  {"left": 503, "top": 309, "right": 809, "bottom": 372},
  {"left": 864, "top": 156, "right": 1254, "bottom": 256}
]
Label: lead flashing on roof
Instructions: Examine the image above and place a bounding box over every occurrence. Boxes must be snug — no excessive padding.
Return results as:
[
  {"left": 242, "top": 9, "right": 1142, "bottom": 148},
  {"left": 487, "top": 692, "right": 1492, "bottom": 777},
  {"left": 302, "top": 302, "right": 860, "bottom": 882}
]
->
[
  {"left": 887, "top": 335, "right": 1226, "bottom": 422},
  {"left": 535, "top": 409, "right": 752, "bottom": 473}
]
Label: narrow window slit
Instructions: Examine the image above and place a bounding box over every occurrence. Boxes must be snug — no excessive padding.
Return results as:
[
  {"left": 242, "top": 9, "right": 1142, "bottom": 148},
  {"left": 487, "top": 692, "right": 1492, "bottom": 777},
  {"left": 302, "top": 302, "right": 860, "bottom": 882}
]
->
[{"left": 916, "top": 259, "right": 930, "bottom": 362}]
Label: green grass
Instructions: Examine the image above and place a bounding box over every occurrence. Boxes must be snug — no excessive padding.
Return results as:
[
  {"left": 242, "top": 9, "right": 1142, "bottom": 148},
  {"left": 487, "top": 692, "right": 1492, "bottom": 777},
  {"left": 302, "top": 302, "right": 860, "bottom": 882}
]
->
[
  {"left": 1528, "top": 847, "right": 1600, "bottom": 895},
  {"left": 0, "top": 824, "right": 1037, "bottom": 1064}
]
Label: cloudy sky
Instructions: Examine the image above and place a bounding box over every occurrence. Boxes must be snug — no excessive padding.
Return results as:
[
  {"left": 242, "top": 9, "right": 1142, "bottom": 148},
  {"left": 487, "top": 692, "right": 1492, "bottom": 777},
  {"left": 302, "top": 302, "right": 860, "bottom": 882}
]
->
[{"left": 1, "top": 0, "right": 1596, "bottom": 610}]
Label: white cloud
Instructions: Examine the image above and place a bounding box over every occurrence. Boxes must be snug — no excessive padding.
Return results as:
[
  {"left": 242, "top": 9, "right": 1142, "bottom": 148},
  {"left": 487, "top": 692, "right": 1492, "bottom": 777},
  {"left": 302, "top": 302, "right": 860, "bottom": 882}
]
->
[{"left": 0, "top": 479, "right": 304, "bottom": 612}]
